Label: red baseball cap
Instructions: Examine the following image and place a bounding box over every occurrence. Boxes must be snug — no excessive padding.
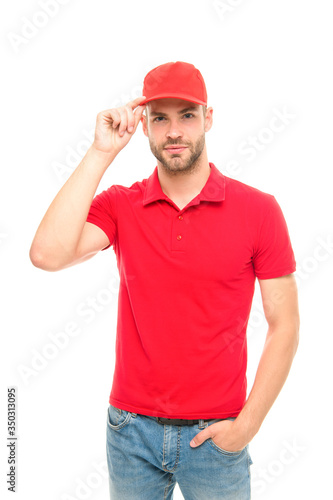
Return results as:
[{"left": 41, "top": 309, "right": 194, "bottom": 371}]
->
[{"left": 141, "top": 61, "right": 207, "bottom": 106}]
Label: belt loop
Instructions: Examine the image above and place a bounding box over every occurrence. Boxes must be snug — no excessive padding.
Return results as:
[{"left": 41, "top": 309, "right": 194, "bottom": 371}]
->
[{"left": 198, "top": 419, "right": 206, "bottom": 429}]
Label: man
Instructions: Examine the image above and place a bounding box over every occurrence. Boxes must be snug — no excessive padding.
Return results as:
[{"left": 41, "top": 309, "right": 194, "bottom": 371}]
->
[{"left": 30, "top": 61, "right": 300, "bottom": 499}]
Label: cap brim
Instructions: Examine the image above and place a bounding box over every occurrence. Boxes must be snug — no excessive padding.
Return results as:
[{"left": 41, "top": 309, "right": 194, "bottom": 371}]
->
[{"left": 140, "top": 92, "right": 207, "bottom": 106}]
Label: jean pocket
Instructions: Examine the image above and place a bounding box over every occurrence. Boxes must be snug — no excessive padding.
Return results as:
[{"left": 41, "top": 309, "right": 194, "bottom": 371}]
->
[
  {"left": 205, "top": 417, "right": 245, "bottom": 457},
  {"left": 107, "top": 404, "right": 133, "bottom": 431},
  {"left": 207, "top": 438, "right": 246, "bottom": 457}
]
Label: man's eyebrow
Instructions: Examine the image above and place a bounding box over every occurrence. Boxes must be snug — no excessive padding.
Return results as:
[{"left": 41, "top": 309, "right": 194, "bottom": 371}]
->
[{"left": 149, "top": 107, "right": 199, "bottom": 118}]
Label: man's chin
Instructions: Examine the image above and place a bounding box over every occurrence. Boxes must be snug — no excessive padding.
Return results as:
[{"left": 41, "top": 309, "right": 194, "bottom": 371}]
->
[
  {"left": 161, "top": 150, "right": 190, "bottom": 167},
  {"left": 162, "top": 158, "right": 191, "bottom": 173},
  {"left": 151, "top": 145, "right": 203, "bottom": 174}
]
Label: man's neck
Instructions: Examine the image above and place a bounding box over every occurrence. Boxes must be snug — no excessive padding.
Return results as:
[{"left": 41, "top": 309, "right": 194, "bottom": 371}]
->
[{"left": 157, "top": 154, "right": 211, "bottom": 210}]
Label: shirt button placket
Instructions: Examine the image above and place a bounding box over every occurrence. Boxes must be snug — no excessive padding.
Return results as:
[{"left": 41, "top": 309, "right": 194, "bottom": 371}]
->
[{"left": 171, "top": 212, "right": 186, "bottom": 252}]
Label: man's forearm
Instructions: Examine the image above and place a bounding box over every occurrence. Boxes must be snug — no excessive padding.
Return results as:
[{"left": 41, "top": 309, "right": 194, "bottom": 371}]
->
[
  {"left": 235, "top": 324, "right": 299, "bottom": 442},
  {"left": 30, "top": 145, "right": 115, "bottom": 269}
]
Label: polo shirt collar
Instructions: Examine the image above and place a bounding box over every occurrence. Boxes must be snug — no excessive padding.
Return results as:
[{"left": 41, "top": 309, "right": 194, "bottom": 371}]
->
[{"left": 143, "top": 162, "right": 225, "bottom": 207}]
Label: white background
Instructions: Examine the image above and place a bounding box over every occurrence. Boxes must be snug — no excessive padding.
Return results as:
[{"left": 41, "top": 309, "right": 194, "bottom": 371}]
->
[{"left": 1, "top": 0, "right": 332, "bottom": 499}]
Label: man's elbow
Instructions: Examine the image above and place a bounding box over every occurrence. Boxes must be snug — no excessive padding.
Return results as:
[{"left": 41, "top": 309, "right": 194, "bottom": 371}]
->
[
  {"left": 268, "top": 314, "right": 300, "bottom": 357},
  {"left": 294, "top": 314, "right": 300, "bottom": 353},
  {"left": 286, "top": 314, "right": 300, "bottom": 357},
  {"left": 29, "top": 244, "right": 64, "bottom": 272}
]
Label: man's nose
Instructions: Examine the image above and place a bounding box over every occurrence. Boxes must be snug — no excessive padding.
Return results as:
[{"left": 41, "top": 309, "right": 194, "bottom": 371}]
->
[{"left": 166, "top": 120, "right": 183, "bottom": 139}]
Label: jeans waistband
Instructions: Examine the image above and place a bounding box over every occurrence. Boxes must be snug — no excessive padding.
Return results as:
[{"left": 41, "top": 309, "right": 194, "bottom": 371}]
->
[{"left": 142, "top": 414, "right": 222, "bottom": 426}]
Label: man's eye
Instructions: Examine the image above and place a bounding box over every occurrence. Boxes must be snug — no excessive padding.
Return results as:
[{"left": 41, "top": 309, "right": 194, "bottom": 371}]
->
[{"left": 153, "top": 114, "right": 194, "bottom": 122}]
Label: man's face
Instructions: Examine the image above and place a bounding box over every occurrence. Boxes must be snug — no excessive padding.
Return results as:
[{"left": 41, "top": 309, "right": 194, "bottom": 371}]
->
[{"left": 142, "top": 98, "right": 212, "bottom": 175}]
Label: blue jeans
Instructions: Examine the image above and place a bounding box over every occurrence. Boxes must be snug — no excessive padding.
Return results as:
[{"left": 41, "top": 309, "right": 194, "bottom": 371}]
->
[{"left": 106, "top": 404, "right": 253, "bottom": 499}]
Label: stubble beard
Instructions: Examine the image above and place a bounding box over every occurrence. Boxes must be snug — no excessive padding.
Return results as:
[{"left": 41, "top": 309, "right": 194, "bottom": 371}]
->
[{"left": 148, "top": 132, "right": 206, "bottom": 176}]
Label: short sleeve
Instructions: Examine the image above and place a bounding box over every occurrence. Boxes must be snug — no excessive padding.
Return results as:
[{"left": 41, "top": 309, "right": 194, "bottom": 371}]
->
[
  {"left": 252, "top": 195, "right": 296, "bottom": 279},
  {"left": 86, "top": 185, "right": 117, "bottom": 250}
]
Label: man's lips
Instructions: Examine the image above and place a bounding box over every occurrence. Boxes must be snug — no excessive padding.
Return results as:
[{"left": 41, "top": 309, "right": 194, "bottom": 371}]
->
[{"left": 164, "top": 146, "right": 188, "bottom": 153}]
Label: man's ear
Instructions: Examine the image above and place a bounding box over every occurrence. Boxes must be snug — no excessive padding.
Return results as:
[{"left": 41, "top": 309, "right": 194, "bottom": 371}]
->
[
  {"left": 204, "top": 107, "right": 213, "bottom": 133},
  {"left": 141, "top": 112, "right": 148, "bottom": 137}
]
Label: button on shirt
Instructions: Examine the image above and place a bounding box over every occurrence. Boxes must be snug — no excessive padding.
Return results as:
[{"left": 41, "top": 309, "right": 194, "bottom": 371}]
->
[{"left": 86, "top": 163, "right": 296, "bottom": 419}]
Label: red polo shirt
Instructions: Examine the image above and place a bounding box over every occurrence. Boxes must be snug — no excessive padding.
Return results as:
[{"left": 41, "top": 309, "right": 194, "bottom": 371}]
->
[{"left": 86, "top": 163, "right": 296, "bottom": 419}]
